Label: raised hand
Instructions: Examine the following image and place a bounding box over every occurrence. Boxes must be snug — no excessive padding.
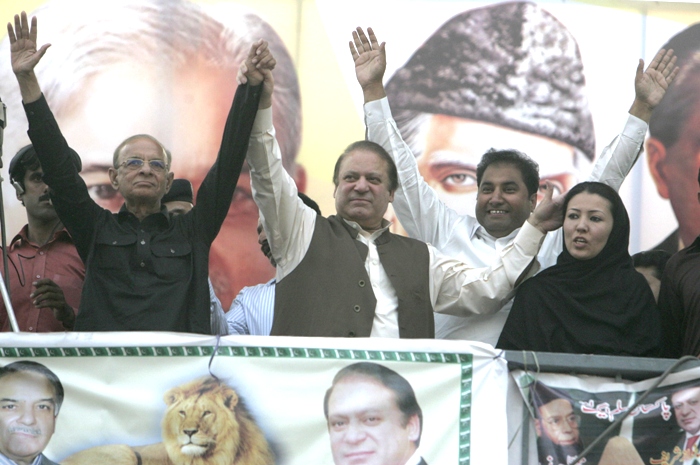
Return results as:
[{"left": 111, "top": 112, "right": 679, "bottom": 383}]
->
[
  {"left": 7, "top": 12, "right": 50, "bottom": 76},
  {"left": 630, "top": 48, "right": 680, "bottom": 122},
  {"left": 237, "top": 39, "right": 275, "bottom": 109},
  {"left": 528, "top": 182, "right": 565, "bottom": 234},
  {"left": 349, "top": 27, "right": 386, "bottom": 102}
]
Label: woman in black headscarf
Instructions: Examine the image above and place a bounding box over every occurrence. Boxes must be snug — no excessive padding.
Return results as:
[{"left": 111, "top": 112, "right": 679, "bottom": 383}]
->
[{"left": 497, "top": 182, "right": 661, "bottom": 356}]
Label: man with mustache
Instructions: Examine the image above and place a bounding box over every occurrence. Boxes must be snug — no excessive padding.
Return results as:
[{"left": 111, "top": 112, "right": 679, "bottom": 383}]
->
[
  {"left": 0, "top": 361, "right": 64, "bottom": 465},
  {"left": 0, "top": 145, "right": 84, "bottom": 332}
]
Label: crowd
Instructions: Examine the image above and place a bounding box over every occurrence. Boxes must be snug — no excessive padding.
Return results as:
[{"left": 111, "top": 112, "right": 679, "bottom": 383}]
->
[{"left": 3, "top": 8, "right": 700, "bottom": 360}]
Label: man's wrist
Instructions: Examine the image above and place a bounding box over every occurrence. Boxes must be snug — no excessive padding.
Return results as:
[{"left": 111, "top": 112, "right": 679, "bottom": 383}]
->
[
  {"left": 362, "top": 82, "right": 387, "bottom": 103},
  {"left": 629, "top": 98, "right": 654, "bottom": 123}
]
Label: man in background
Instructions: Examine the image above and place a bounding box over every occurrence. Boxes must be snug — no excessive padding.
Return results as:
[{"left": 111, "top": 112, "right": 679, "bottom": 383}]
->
[
  {"left": 0, "top": 145, "right": 84, "bottom": 332},
  {"left": 0, "top": 0, "right": 304, "bottom": 309},
  {"left": 647, "top": 23, "right": 700, "bottom": 254}
]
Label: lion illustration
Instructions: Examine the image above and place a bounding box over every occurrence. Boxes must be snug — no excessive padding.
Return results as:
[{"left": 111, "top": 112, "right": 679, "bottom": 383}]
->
[{"left": 62, "top": 377, "right": 275, "bottom": 465}]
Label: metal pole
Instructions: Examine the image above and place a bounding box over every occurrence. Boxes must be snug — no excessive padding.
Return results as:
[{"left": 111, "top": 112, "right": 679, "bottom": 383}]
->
[{"left": 0, "top": 98, "right": 20, "bottom": 332}]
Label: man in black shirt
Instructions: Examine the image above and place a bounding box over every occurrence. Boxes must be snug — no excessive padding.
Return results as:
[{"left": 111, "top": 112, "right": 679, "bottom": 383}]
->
[{"left": 8, "top": 11, "right": 271, "bottom": 332}]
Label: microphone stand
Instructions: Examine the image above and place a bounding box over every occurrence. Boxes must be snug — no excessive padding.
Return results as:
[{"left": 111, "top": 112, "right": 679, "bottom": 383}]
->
[{"left": 0, "top": 98, "right": 20, "bottom": 332}]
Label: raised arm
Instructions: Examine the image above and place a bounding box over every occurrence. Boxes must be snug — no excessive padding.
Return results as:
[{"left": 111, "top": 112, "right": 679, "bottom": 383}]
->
[
  {"left": 242, "top": 48, "right": 316, "bottom": 279},
  {"left": 8, "top": 11, "right": 50, "bottom": 103},
  {"left": 588, "top": 48, "right": 679, "bottom": 191},
  {"left": 354, "top": 27, "right": 468, "bottom": 248}
]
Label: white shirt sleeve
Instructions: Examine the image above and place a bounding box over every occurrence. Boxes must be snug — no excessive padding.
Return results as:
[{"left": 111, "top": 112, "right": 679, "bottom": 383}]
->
[
  {"left": 430, "top": 221, "right": 545, "bottom": 315},
  {"left": 586, "top": 114, "right": 647, "bottom": 191},
  {"left": 365, "top": 98, "right": 465, "bottom": 249},
  {"left": 247, "top": 107, "right": 316, "bottom": 281}
]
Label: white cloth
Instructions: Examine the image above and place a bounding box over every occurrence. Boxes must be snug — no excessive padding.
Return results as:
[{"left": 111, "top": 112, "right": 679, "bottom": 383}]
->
[
  {"left": 226, "top": 279, "right": 276, "bottom": 335},
  {"left": 247, "top": 107, "right": 546, "bottom": 338},
  {"left": 365, "top": 97, "right": 647, "bottom": 344}
]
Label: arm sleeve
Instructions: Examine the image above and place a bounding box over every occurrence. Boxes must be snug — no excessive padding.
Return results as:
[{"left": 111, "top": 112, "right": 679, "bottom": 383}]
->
[
  {"left": 430, "top": 220, "right": 545, "bottom": 315},
  {"left": 586, "top": 114, "right": 647, "bottom": 191},
  {"left": 192, "top": 83, "right": 262, "bottom": 244},
  {"left": 24, "top": 94, "right": 102, "bottom": 261},
  {"left": 365, "top": 98, "right": 465, "bottom": 248},
  {"left": 247, "top": 107, "right": 316, "bottom": 280}
]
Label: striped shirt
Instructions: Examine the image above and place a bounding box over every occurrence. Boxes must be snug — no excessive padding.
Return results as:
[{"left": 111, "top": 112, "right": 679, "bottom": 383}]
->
[{"left": 226, "top": 279, "right": 275, "bottom": 335}]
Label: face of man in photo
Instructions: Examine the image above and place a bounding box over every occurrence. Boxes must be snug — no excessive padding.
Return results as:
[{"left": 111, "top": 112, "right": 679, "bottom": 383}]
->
[
  {"left": 326, "top": 376, "right": 419, "bottom": 465},
  {"left": 0, "top": 371, "right": 57, "bottom": 465},
  {"left": 535, "top": 398, "right": 580, "bottom": 446},
  {"left": 672, "top": 386, "right": 700, "bottom": 435},
  {"left": 57, "top": 58, "right": 300, "bottom": 308},
  {"left": 648, "top": 98, "right": 700, "bottom": 248},
  {"left": 418, "top": 114, "right": 578, "bottom": 220}
]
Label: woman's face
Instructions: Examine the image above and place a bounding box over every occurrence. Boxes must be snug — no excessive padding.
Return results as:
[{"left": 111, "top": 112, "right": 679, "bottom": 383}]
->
[{"left": 563, "top": 192, "right": 615, "bottom": 260}]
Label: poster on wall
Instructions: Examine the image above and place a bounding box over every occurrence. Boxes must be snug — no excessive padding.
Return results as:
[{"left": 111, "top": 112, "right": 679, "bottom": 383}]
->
[
  {"left": 0, "top": 334, "right": 510, "bottom": 465},
  {"left": 511, "top": 365, "right": 700, "bottom": 465}
]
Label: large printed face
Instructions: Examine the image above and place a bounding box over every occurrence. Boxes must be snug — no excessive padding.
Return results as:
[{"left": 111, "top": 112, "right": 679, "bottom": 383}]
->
[
  {"left": 536, "top": 399, "right": 580, "bottom": 446},
  {"left": 0, "top": 372, "right": 57, "bottom": 465},
  {"left": 672, "top": 386, "right": 700, "bottom": 435},
  {"left": 327, "top": 376, "right": 419, "bottom": 465},
  {"left": 56, "top": 60, "right": 292, "bottom": 308},
  {"left": 417, "top": 115, "right": 578, "bottom": 218}
]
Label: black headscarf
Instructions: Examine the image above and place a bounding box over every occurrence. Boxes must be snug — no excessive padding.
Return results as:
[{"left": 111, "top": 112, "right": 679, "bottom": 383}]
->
[{"left": 497, "top": 182, "right": 661, "bottom": 356}]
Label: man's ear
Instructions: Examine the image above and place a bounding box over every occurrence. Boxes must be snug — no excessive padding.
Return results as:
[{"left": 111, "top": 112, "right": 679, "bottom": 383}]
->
[
  {"left": 164, "top": 172, "right": 174, "bottom": 194},
  {"left": 530, "top": 192, "right": 537, "bottom": 212},
  {"left": 108, "top": 167, "right": 119, "bottom": 190},
  {"left": 647, "top": 137, "right": 670, "bottom": 199},
  {"left": 406, "top": 414, "right": 421, "bottom": 443},
  {"left": 291, "top": 163, "right": 307, "bottom": 193}
]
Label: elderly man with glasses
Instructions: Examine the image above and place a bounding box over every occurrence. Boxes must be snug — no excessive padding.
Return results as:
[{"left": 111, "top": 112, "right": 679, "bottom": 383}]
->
[{"left": 8, "top": 11, "right": 269, "bottom": 332}]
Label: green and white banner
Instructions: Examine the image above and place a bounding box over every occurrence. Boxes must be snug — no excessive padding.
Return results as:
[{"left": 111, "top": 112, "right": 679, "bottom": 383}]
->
[{"left": 0, "top": 334, "right": 509, "bottom": 465}]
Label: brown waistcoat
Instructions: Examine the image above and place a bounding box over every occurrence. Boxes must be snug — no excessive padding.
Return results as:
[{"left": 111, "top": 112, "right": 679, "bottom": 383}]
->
[{"left": 271, "top": 215, "right": 434, "bottom": 338}]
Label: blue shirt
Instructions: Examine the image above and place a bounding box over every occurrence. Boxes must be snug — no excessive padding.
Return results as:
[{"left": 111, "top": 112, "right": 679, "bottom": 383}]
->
[{"left": 226, "top": 279, "right": 275, "bottom": 335}]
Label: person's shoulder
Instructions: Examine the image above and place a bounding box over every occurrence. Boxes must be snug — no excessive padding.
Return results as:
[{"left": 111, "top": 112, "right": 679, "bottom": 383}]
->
[{"left": 39, "top": 454, "right": 60, "bottom": 465}]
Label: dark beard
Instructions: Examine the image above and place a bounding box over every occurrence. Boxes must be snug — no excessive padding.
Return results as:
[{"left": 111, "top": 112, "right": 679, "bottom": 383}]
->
[{"left": 537, "top": 437, "right": 585, "bottom": 465}]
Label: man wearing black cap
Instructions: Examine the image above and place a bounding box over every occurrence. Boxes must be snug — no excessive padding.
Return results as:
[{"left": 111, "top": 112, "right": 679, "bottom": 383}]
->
[{"left": 1, "top": 145, "right": 84, "bottom": 331}]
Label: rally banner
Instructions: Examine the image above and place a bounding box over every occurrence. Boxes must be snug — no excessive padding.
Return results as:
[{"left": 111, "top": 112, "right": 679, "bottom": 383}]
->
[
  {"left": 510, "top": 365, "right": 700, "bottom": 465},
  {"left": 0, "top": 334, "right": 509, "bottom": 465}
]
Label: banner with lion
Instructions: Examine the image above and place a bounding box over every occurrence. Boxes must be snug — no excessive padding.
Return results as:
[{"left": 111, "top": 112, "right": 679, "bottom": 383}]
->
[{"left": 0, "top": 333, "right": 509, "bottom": 465}]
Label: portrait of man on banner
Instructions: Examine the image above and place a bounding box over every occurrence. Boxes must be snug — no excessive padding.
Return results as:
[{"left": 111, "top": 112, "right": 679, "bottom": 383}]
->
[
  {"left": 0, "top": 0, "right": 304, "bottom": 309},
  {"left": 324, "top": 362, "right": 428, "bottom": 465}
]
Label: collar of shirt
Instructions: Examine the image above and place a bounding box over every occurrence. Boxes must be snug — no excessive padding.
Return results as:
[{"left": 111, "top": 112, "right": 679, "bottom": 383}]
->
[
  {"left": 342, "top": 217, "right": 392, "bottom": 239},
  {"left": 10, "top": 224, "right": 72, "bottom": 252},
  {"left": 116, "top": 203, "right": 171, "bottom": 228},
  {"left": 0, "top": 452, "right": 43, "bottom": 465},
  {"left": 474, "top": 223, "right": 520, "bottom": 250}
]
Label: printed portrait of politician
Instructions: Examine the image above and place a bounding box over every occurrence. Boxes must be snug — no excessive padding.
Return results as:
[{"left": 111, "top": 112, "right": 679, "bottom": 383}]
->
[
  {"left": 323, "top": 362, "right": 427, "bottom": 465},
  {"left": 0, "top": 361, "right": 64, "bottom": 465},
  {"left": 385, "top": 1, "right": 593, "bottom": 223},
  {"left": 647, "top": 23, "right": 700, "bottom": 254},
  {"left": 668, "top": 385, "right": 700, "bottom": 461},
  {"left": 530, "top": 382, "right": 584, "bottom": 465},
  {"left": 0, "top": 0, "right": 304, "bottom": 308}
]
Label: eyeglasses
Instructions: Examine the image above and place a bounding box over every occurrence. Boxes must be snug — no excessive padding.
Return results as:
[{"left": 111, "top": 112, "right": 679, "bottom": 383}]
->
[{"left": 118, "top": 158, "right": 168, "bottom": 172}]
